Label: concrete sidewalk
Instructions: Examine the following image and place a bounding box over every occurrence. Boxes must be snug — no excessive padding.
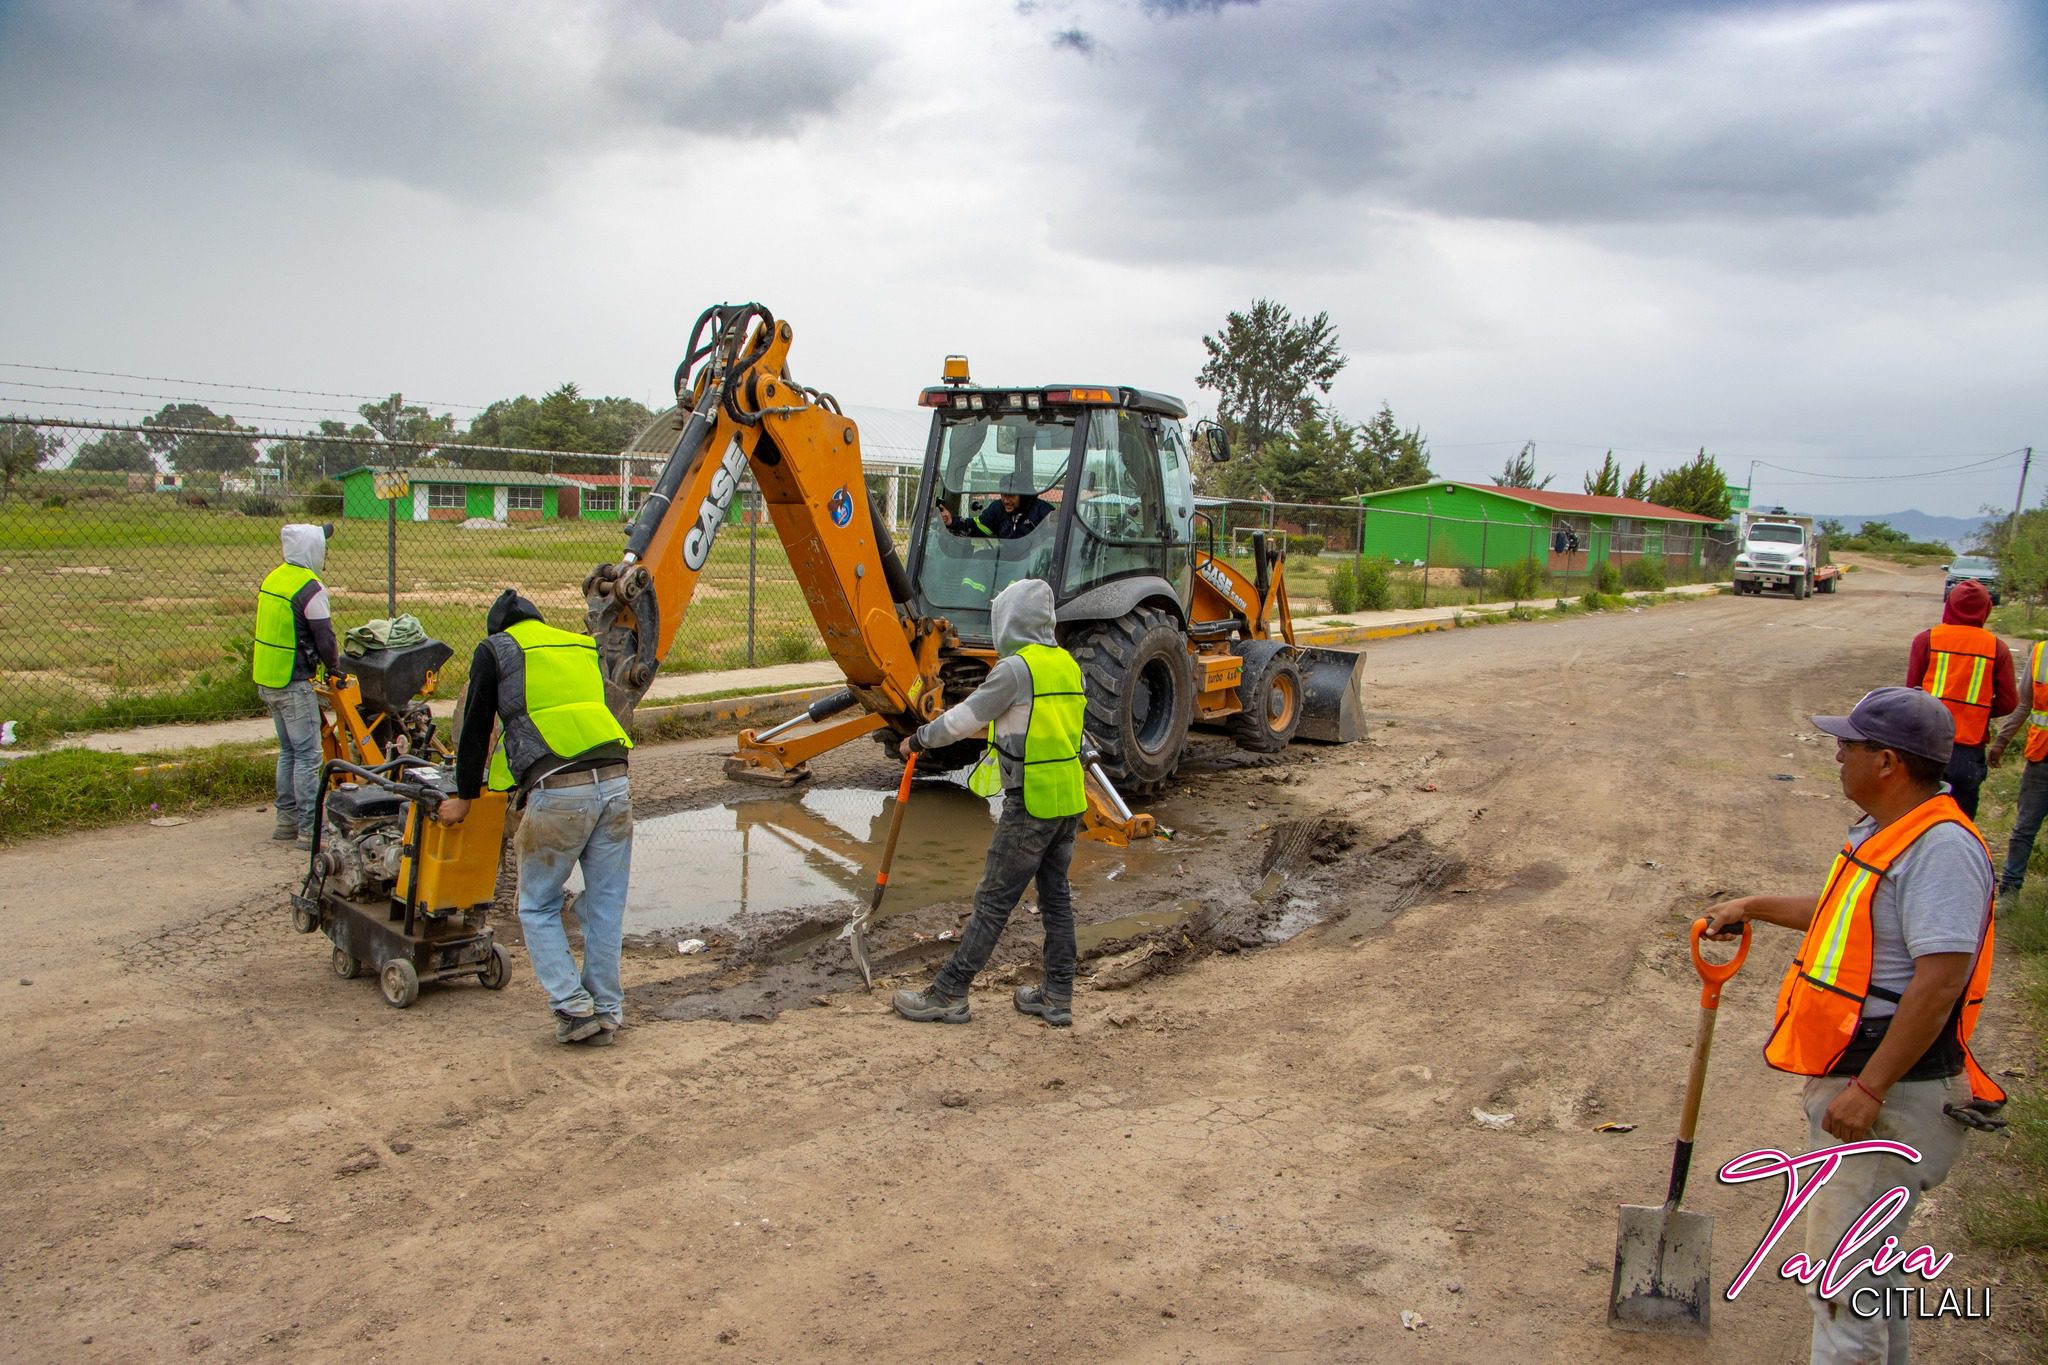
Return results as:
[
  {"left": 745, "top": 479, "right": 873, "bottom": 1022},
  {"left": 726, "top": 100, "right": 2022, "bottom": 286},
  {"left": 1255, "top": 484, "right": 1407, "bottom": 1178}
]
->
[{"left": 24, "top": 584, "right": 1724, "bottom": 757}]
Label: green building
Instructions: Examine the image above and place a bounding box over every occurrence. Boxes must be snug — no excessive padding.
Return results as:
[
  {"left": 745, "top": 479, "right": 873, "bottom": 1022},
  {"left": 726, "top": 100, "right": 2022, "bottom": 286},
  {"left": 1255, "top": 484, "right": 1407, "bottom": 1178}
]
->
[
  {"left": 1348, "top": 481, "right": 1723, "bottom": 573},
  {"left": 336, "top": 466, "right": 574, "bottom": 523}
]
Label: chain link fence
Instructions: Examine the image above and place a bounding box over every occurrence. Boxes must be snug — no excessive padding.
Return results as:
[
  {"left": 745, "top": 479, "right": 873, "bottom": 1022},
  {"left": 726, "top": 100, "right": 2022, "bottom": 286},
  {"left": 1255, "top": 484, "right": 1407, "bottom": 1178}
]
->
[
  {"left": 0, "top": 418, "right": 925, "bottom": 743},
  {"left": 1196, "top": 496, "right": 1734, "bottom": 612},
  {"left": 1, "top": 416, "right": 1734, "bottom": 742}
]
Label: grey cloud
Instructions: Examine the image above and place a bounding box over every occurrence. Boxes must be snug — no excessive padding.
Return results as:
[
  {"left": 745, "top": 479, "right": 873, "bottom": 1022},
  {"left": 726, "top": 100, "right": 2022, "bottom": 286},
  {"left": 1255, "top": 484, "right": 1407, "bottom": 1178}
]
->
[
  {"left": 1052, "top": 27, "right": 1096, "bottom": 54},
  {"left": 1033, "top": 0, "right": 2042, "bottom": 264},
  {"left": 0, "top": 0, "right": 879, "bottom": 201},
  {"left": 1141, "top": 0, "right": 1262, "bottom": 15}
]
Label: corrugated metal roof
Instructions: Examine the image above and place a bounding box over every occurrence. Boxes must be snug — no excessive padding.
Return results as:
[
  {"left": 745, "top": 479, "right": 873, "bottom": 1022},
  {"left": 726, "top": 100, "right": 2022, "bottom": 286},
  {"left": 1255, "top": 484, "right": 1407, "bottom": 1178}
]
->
[{"left": 336, "top": 464, "right": 576, "bottom": 487}]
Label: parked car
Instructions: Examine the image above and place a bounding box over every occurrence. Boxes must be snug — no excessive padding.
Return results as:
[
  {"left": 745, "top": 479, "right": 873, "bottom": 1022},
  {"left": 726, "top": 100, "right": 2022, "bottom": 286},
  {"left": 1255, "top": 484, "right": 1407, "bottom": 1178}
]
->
[{"left": 1944, "top": 555, "right": 2001, "bottom": 604}]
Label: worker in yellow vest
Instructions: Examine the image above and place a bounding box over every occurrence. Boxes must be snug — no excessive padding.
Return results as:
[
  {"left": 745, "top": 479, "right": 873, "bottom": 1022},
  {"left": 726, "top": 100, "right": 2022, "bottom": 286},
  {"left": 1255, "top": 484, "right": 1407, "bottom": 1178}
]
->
[
  {"left": 1985, "top": 636, "right": 2048, "bottom": 914},
  {"left": 1905, "top": 580, "right": 2014, "bottom": 819},
  {"left": 891, "top": 578, "right": 1087, "bottom": 1028},
  {"left": 437, "top": 590, "right": 633, "bottom": 1046},
  {"left": 1705, "top": 687, "right": 2003, "bottom": 1364},
  {"left": 251, "top": 523, "right": 342, "bottom": 847}
]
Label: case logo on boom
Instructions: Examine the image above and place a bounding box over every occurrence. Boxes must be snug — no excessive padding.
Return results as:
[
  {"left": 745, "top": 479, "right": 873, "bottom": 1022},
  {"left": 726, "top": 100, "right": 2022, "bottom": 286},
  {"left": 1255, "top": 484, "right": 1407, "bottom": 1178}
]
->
[
  {"left": 682, "top": 438, "right": 749, "bottom": 571},
  {"left": 1197, "top": 559, "right": 1247, "bottom": 612}
]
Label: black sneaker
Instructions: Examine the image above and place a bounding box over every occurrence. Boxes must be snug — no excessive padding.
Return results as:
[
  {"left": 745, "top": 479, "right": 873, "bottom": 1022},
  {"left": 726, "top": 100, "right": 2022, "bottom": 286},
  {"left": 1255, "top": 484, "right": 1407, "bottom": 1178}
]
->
[
  {"left": 554, "top": 1011, "right": 604, "bottom": 1043},
  {"left": 891, "top": 986, "right": 969, "bottom": 1024},
  {"left": 1013, "top": 985, "right": 1072, "bottom": 1028}
]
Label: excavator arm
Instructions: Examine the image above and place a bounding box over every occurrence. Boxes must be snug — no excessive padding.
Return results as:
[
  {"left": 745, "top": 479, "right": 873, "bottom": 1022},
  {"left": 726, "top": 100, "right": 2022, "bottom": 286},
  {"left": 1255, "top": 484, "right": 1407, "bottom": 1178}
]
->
[
  {"left": 584, "top": 302, "right": 1151, "bottom": 845},
  {"left": 584, "top": 304, "right": 941, "bottom": 737}
]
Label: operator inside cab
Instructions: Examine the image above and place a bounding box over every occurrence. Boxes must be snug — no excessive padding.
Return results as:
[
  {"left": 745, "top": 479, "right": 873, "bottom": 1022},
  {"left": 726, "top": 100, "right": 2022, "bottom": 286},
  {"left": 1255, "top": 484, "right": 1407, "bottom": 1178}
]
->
[{"left": 940, "top": 488, "right": 1050, "bottom": 540}]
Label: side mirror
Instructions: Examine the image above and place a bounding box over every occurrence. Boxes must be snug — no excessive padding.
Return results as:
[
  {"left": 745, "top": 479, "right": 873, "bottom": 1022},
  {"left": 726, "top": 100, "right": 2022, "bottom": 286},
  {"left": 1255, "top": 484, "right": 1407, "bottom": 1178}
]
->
[{"left": 1194, "top": 419, "right": 1231, "bottom": 464}]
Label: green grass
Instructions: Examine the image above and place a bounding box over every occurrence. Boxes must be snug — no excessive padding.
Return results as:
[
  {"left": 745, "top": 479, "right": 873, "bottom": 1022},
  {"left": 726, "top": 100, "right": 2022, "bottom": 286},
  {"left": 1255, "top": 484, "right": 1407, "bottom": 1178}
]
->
[
  {"left": 1954, "top": 760, "right": 2048, "bottom": 1306},
  {"left": 0, "top": 496, "right": 829, "bottom": 738},
  {"left": 0, "top": 742, "right": 277, "bottom": 844}
]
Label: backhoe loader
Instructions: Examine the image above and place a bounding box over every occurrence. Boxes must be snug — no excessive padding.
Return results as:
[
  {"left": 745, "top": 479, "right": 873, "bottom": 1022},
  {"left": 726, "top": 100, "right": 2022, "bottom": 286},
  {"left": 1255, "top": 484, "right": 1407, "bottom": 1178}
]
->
[{"left": 583, "top": 303, "right": 1366, "bottom": 844}]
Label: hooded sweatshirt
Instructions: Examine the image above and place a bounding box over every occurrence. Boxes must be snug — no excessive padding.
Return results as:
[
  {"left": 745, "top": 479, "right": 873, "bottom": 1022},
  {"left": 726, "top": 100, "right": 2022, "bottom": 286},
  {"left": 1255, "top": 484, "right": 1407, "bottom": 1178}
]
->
[
  {"left": 453, "top": 589, "right": 630, "bottom": 798},
  {"left": 1908, "top": 579, "right": 2015, "bottom": 741},
  {"left": 914, "top": 577, "right": 1069, "bottom": 793},
  {"left": 274, "top": 523, "right": 341, "bottom": 683}
]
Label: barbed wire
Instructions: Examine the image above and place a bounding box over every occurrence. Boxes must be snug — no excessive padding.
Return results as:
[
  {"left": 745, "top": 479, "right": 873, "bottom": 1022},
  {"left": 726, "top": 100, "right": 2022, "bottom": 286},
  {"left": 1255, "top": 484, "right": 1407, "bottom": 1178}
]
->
[{"left": 0, "top": 361, "right": 485, "bottom": 411}]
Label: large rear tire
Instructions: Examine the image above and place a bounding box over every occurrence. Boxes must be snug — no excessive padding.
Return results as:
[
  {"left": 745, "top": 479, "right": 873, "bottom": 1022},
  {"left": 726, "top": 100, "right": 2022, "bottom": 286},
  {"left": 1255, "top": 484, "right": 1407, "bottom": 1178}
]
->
[
  {"left": 1067, "top": 606, "right": 1195, "bottom": 794},
  {"left": 1226, "top": 641, "right": 1303, "bottom": 753},
  {"left": 1793, "top": 573, "right": 1810, "bottom": 600}
]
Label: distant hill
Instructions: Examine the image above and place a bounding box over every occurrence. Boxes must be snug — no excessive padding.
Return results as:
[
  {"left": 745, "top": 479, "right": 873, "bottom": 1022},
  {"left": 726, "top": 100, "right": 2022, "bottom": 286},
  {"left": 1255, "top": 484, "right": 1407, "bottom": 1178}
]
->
[{"left": 1811, "top": 510, "right": 1992, "bottom": 550}]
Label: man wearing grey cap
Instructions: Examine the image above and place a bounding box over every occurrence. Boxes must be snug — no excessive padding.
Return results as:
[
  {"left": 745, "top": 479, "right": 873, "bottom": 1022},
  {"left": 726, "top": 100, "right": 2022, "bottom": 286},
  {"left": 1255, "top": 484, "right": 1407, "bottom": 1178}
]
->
[{"left": 1705, "top": 687, "right": 2004, "bottom": 1365}]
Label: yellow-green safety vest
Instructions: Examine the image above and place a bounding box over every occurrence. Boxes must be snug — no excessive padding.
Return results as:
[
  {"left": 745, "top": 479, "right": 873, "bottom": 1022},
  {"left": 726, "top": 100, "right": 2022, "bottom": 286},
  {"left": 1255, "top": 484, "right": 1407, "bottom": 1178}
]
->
[
  {"left": 967, "top": 642, "right": 1087, "bottom": 818},
  {"left": 251, "top": 562, "right": 319, "bottom": 687},
  {"left": 484, "top": 619, "right": 633, "bottom": 792}
]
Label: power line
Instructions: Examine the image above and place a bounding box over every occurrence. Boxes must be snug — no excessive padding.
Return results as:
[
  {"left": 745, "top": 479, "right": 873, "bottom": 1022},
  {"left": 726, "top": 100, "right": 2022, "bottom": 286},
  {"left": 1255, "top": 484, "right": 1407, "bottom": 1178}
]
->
[
  {"left": 0, "top": 361, "right": 484, "bottom": 412},
  {"left": 1755, "top": 451, "right": 2023, "bottom": 482}
]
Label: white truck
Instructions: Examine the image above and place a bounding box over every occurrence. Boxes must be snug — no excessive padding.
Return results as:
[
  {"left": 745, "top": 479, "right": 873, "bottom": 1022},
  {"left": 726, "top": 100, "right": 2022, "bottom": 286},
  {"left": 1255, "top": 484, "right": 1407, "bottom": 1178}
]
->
[{"left": 1731, "top": 510, "right": 1839, "bottom": 599}]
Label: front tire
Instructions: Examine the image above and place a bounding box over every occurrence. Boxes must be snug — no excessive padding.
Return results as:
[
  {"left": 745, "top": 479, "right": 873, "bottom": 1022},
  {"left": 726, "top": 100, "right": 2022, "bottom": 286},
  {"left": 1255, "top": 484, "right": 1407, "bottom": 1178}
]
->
[
  {"left": 1066, "top": 606, "right": 1195, "bottom": 794},
  {"left": 1226, "top": 642, "right": 1303, "bottom": 753},
  {"left": 380, "top": 959, "right": 420, "bottom": 1009}
]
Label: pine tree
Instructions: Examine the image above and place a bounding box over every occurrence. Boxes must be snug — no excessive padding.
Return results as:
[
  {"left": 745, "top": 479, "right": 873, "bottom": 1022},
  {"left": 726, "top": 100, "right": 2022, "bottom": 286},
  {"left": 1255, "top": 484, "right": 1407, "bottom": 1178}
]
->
[
  {"left": 1583, "top": 452, "right": 1621, "bottom": 497},
  {"left": 1622, "top": 463, "right": 1649, "bottom": 501}
]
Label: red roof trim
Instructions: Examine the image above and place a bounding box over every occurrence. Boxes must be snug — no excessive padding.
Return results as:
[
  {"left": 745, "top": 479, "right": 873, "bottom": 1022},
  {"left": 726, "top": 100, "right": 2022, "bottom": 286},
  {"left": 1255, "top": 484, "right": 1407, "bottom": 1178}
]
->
[
  {"left": 1388, "top": 481, "right": 1721, "bottom": 523},
  {"left": 556, "top": 471, "right": 657, "bottom": 488}
]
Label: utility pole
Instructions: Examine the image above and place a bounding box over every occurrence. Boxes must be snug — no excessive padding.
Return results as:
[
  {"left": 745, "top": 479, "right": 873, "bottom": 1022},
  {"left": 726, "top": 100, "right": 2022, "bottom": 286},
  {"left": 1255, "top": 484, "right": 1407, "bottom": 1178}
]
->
[{"left": 2008, "top": 447, "right": 2034, "bottom": 534}]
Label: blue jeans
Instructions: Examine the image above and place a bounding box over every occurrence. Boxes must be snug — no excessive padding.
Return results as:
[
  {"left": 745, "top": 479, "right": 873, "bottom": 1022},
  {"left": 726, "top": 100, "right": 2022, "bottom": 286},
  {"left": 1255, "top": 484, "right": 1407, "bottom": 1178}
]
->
[
  {"left": 259, "top": 680, "right": 322, "bottom": 835},
  {"left": 515, "top": 776, "right": 632, "bottom": 1022},
  {"left": 933, "top": 797, "right": 1080, "bottom": 1004},
  {"left": 2000, "top": 758, "right": 2048, "bottom": 892},
  {"left": 1943, "top": 742, "right": 1988, "bottom": 821}
]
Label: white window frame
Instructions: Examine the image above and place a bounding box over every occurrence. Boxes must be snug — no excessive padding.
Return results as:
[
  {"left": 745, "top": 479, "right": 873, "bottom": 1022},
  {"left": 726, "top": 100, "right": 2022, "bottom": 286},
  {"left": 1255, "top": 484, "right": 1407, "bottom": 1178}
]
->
[
  {"left": 426, "top": 483, "right": 465, "bottom": 510},
  {"left": 505, "top": 486, "right": 544, "bottom": 512},
  {"left": 582, "top": 485, "right": 619, "bottom": 512}
]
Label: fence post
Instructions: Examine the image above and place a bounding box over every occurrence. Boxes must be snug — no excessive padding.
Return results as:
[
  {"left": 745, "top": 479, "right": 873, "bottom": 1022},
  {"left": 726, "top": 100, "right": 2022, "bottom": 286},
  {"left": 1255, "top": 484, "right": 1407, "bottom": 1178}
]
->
[
  {"left": 385, "top": 447, "right": 401, "bottom": 618},
  {"left": 1355, "top": 504, "right": 1365, "bottom": 562},
  {"left": 746, "top": 482, "right": 758, "bottom": 668},
  {"left": 1479, "top": 509, "right": 1490, "bottom": 585},
  {"left": 1422, "top": 502, "right": 1434, "bottom": 607}
]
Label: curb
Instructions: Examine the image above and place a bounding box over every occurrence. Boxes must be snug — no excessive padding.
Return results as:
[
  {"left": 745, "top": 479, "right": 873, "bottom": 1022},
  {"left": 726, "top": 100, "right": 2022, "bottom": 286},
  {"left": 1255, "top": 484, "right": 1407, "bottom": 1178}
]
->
[{"left": 631, "top": 685, "right": 842, "bottom": 736}]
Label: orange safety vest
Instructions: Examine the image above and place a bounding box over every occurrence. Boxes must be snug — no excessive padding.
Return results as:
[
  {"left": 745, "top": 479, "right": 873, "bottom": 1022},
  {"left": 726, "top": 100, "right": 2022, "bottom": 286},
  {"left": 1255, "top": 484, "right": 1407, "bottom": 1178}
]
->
[
  {"left": 2026, "top": 640, "right": 2048, "bottom": 764},
  {"left": 1921, "top": 623, "right": 1998, "bottom": 746},
  {"left": 1764, "top": 793, "right": 2004, "bottom": 1104}
]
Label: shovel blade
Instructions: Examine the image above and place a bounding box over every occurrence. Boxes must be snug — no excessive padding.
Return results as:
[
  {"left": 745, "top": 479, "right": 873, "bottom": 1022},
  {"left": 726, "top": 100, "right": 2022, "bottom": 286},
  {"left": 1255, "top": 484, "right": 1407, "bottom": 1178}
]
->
[{"left": 1608, "top": 1203, "right": 1713, "bottom": 1335}]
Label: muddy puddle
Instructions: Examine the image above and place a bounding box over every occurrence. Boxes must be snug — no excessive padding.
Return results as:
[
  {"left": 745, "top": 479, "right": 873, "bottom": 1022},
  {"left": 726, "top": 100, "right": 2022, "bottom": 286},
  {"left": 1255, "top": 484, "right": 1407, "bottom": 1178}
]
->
[{"left": 617, "top": 764, "right": 1461, "bottom": 1024}]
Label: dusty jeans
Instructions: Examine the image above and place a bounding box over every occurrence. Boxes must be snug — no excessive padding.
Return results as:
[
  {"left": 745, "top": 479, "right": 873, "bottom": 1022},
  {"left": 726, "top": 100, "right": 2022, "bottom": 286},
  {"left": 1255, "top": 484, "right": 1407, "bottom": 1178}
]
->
[
  {"left": 933, "top": 797, "right": 1080, "bottom": 1004},
  {"left": 1800, "top": 1072, "right": 1971, "bottom": 1365},
  {"left": 1997, "top": 758, "right": 2048, "bottom": 893},
  {"left": 515, "top": 776, "right": 632, "bottom": 1022},
  {"left": 259, "top": 680, "right": 322, "bottom": 835}
]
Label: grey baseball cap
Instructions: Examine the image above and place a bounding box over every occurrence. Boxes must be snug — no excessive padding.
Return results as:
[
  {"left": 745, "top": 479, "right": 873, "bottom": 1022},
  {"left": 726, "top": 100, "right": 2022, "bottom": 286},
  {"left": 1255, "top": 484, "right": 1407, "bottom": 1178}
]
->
[{"left": 1812, "top": 686, "right": 1955, "bottom": 765}]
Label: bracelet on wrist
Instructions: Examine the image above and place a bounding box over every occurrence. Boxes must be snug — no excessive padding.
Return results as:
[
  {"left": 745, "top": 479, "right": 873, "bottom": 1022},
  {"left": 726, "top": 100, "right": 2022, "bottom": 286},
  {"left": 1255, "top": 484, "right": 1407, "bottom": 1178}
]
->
[{"left": 1849, "top": 1075, "right": 1885, "bottom": 1105}]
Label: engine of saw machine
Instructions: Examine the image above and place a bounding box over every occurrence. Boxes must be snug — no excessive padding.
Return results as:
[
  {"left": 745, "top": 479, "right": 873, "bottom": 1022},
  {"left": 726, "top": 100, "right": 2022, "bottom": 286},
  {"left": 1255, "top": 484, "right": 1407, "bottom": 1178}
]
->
[{"left": 319, "top": 638, "right": 456, "bottom": 770}]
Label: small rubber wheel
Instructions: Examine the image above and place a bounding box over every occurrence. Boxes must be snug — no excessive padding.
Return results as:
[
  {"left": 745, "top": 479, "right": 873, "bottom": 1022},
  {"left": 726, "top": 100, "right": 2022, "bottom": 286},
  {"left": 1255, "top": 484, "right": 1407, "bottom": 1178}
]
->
[
  {"left": 380, "top": 958, "right": 420, "bottom": 1009},
  {"left": 331, "top": 947, "right": 361, "bottom": 980},
  {"left": 292, "top": 902, "right": 318, "bottom": 935},
  {"left": 480, "top": 943, "right": 511, "bottom": 991}
]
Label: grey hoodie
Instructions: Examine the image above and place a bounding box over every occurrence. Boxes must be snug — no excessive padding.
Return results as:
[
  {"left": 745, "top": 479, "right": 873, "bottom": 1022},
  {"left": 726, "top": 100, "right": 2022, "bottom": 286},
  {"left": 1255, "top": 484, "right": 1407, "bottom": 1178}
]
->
[
  {"left": 915, "top": 577, "right": 1065, "bottom": 791},
  {"left": 274, "top": 523, "right": 339, "bottom": 682}
]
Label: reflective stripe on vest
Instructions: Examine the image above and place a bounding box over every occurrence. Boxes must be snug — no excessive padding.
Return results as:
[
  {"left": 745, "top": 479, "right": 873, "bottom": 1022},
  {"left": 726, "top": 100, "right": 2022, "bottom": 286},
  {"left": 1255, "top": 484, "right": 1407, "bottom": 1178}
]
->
[
  {"left": 1922, "top": 623, "right": 1997, "bottom": 746},
  {"left": 251, "top": 563, "right": 318, "bottom": 687},
  {"left": 483, "top": 619, "right": 632, "bottom": 792},
  {"left": 980, "top": 643, "right": 1087, "bottom": 819},
  {"left": 1763, "top": 792, "right": 2005, "bottom": 1105},
  {"left": 2027, "top": 640, "right": 2048, "bottom": 764}
]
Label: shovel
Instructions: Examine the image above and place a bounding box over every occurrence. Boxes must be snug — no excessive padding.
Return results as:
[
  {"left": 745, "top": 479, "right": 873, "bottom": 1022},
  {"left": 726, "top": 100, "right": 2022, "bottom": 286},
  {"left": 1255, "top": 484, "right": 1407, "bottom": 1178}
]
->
[
  {"left": 1608, "top": 915, "right": 1751, "bottom": 1334},
  {"left": 846, "top": 751, "right": 918, "bottom": 989}
]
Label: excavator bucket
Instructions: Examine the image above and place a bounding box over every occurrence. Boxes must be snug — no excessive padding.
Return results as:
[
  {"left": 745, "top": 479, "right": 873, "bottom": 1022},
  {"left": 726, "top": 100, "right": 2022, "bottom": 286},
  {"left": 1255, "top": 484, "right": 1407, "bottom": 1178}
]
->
[{"left": 1293, "top": 645, "right": 1366, "bottom": 743}]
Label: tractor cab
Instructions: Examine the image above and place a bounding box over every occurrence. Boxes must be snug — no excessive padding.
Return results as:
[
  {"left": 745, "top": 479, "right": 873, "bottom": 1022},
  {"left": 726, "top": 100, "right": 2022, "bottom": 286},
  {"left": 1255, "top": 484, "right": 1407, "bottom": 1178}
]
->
[{"left": 906, "top": 361, "right": 1197, "bottom": 644}]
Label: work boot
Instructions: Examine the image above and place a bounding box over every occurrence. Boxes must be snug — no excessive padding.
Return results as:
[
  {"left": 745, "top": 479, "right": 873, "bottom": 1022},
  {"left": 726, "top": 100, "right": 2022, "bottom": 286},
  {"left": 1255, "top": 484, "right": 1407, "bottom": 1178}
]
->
[
  {"left": 578, "top": 1029, "right": 616, "bottom": 1048},
  {"left": 272, "top": 813, "right": 299, "bottom": 841},
  {"left": 1013, "top": 985, "right": 1072, "bottom": 1029},
  {"left": 1996, "top": 886, "right": 2017, "bottom": 919},
  {"left": 554, "top": 1011, "right": 605, "bottom": 1044},
  {"left": 891, "top": 985, "right": 970, "bottom": 1024}
]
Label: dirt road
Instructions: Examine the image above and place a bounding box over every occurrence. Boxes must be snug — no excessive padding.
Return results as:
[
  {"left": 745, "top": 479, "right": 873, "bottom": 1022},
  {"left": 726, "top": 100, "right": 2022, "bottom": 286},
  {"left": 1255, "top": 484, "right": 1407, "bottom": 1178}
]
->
[{"left": 2, "top": 564, "right": 2037, "bottom": 1363}]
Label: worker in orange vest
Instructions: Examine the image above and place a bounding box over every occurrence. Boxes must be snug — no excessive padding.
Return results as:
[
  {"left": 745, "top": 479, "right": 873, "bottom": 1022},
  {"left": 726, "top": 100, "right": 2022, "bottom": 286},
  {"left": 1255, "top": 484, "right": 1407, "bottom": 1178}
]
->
[
  {"left": 1706, "top": 687, "right": 2003, "bottom": 1364},
  {"left": 1985, "top": 635, "right": 2048, "bottom": 914},
  {"left": 1905, "top": 579, "right": 2014, "bottom": 819}
]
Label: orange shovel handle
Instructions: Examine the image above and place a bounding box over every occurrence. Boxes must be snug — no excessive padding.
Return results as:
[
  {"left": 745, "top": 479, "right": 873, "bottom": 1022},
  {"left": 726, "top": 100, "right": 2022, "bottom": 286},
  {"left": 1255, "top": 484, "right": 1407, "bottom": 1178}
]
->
[{"left": 1690, "top": 916, "right": 1751, "bottom": 1009}]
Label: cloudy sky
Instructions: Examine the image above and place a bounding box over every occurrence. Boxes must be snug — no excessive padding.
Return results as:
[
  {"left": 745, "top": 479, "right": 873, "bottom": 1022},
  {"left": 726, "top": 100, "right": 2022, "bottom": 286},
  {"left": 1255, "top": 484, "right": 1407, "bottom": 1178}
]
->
[{"left": 1, "top": 0, "right": 2042, "bottom": 516}]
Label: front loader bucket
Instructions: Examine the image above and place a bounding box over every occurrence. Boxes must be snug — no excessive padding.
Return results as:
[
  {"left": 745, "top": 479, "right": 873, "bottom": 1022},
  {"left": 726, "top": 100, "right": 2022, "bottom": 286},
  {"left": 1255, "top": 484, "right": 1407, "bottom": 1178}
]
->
[{"left": 1293, "top": 646, "right": 1366, "bottom": 743}]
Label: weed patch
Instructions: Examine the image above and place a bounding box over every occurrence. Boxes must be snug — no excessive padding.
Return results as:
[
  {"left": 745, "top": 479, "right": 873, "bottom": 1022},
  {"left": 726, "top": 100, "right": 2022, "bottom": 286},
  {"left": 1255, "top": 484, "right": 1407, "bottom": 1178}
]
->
[{"left": 0, "top": 743, "right": 276, "bottom": 844}]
